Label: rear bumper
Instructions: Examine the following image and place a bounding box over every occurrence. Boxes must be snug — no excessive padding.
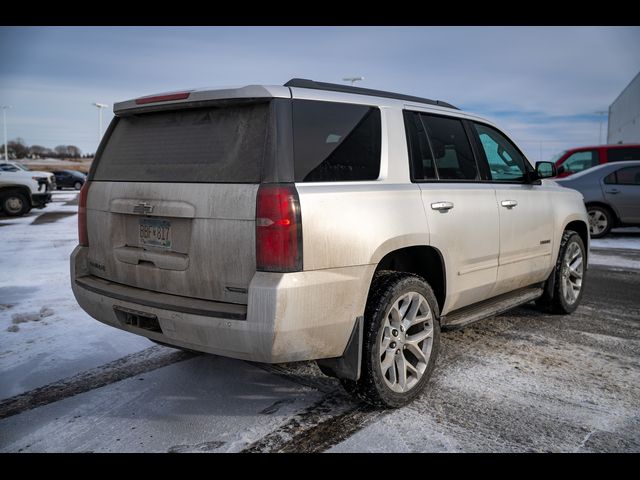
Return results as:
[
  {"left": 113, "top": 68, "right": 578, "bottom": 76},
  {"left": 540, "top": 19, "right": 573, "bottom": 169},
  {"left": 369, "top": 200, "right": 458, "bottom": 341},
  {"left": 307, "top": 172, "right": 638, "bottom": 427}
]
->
[{"left": 70, "top": 246, "right": 374, "bottom": 363}]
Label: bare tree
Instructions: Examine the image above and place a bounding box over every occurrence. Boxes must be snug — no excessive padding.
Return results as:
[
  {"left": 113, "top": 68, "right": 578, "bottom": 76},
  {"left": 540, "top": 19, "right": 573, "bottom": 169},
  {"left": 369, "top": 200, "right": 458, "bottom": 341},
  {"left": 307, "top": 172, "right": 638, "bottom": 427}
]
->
[
  {"left": 67, "top": 145, "right": 82, "bottom": 158},
  {"left": 53, "top": 145, "right": 82, "bottom": 159},
  {"left": 29, "top": 144, "right": 48, "bottom": 158},
  {"left": 8, "top": 138, "right": 28, "bottom": 159},
  {"left": 54, "top": 145, "right": 70, "bottom": 158}
]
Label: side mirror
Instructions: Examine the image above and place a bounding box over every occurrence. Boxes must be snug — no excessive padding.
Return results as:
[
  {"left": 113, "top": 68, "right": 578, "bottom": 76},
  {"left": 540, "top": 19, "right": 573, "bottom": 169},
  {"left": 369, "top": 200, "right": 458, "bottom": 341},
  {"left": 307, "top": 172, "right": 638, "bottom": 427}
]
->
[
  {"left": 535, "top": 161, "right": 557, "bottom": 179},
  {"left": 557, "top": 165, "right": 565, "bottom": 174}
]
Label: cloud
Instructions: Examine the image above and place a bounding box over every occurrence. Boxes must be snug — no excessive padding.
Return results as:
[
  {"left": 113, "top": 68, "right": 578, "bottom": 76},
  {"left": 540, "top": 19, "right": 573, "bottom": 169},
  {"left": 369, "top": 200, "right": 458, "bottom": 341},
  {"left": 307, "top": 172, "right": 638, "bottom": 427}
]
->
[{"left": 1, "top": 26, "right": 639, "bottom": 155}]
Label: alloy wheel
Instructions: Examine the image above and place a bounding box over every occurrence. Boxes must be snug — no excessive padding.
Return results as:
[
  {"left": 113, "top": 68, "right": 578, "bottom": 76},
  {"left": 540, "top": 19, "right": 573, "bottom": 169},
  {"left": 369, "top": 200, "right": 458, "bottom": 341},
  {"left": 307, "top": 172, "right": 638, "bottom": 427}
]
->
[
  {"left": 379, "top": 292, "right": 434, "bottom": 393},
  {"left": 588, "top": 209, "right": 608, "bottom": 236},
  {"left": 561, "top": 241, "right": 584, "bottom": 305}
]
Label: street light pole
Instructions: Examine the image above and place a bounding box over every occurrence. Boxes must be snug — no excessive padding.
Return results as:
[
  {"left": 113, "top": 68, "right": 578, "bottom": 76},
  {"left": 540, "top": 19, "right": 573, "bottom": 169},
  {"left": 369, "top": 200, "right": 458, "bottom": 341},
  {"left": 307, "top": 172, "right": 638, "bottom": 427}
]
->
[
  {"left": 595, "top": 110, "right": 608, "bottom": 145},
  {"left": 93, "top": 103, "right": 109, "bottom": 145},
  {"left": 1, "top": 106, "right": 12, "bottom": 161},
  {"left": 343, "top": 76, "right": 364, "bottom": 86}
]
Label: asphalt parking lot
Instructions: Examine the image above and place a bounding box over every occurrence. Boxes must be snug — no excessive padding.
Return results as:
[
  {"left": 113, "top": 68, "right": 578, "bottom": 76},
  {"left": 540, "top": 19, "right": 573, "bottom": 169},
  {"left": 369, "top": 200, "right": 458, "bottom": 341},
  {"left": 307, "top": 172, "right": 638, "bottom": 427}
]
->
[{"left": 0, "top": 193, "right": 638, "bottom": 452}]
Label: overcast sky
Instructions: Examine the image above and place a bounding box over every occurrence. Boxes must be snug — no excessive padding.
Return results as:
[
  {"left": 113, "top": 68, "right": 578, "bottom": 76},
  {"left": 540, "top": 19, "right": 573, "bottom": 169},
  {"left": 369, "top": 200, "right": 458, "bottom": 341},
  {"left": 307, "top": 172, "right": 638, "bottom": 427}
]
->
[{"left": 1, "top": 26, "right": 639, "bottom": 160}]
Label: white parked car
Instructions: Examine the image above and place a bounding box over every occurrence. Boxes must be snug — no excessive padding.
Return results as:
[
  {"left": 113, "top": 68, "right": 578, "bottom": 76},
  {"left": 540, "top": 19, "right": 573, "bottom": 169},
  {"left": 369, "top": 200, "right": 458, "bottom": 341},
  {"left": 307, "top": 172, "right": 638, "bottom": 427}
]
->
[
  {"left": 71, "top": 79, "right": 589, "bottom": 407},
  {"left": 0, "top": 161, "right": 56, "bottom": 187},
  {"left": 0, "top": 165, "right": 54, "bottom": 216}
]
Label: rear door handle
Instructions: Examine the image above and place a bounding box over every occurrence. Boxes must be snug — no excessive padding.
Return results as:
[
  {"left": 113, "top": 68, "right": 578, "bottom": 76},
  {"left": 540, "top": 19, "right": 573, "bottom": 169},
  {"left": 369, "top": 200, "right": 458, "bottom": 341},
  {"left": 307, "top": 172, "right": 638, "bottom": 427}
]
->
[
  {"left": 605, "top": 189, "right": 620, "bottom": 194},
  {"left": 431, "top": 201, "right": 454, "bottom": 211},
  {"left": 501, "top": 200, "right": 518, "bottom": 209}
]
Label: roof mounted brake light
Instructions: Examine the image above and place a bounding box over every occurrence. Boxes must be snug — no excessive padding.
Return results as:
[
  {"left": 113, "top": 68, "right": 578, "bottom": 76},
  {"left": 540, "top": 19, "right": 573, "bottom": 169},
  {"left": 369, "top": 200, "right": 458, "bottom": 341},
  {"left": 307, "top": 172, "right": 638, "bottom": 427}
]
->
[{"left": 135, "top": 92, "right": 191, "bottom": 105}]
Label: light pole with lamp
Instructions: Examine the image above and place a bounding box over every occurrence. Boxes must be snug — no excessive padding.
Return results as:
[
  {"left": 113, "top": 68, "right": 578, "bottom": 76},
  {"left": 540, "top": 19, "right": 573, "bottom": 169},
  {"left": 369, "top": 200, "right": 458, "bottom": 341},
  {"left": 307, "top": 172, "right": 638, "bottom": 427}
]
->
[
  {"left": 1, "top": 105, "right": 12, "bottom": 161},
  {"left": 595, "top": 110, "right": 608, "bottom": 145},
  {"left": 343, "top": 76, "right": 364, "bottom": 86},
  {"left": 93, "top": 102, "right": 109, "bottom": 145}
]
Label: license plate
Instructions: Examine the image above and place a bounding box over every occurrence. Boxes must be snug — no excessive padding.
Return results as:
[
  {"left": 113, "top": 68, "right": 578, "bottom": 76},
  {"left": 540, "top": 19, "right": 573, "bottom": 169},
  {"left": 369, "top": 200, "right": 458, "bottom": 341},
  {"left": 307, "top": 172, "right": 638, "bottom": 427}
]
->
[{"left": 139, "top": 218, "right": 172, "bottom": 249}]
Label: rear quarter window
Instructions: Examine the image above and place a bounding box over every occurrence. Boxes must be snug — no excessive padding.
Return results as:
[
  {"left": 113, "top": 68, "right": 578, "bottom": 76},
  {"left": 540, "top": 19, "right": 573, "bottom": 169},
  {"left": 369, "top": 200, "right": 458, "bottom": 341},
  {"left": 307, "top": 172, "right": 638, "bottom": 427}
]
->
[
  {"left": 292, "top": 100, "right": 381, "bottom": 182},
  {"left": 612, "top": 166, "right": 640, "bottom": 185}
]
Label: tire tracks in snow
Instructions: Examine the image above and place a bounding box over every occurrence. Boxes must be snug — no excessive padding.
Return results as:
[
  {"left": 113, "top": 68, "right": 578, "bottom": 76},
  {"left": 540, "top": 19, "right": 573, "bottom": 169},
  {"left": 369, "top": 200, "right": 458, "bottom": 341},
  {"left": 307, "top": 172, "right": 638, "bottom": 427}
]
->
[
  {"left": 0, "top": 346, "right": 383, "bottom": 452},
  {"left": 241, "top": 392, "right": 385, "bottom": 453},
  {"left": 242, "top": 364, "right": 387, "bottom": 453},
  {"left": 0, "top": 345, "right": 197, "bottom": 420},
  {"left": 242, "top": 312, "right": 538, "bottom": 453},
  {"left": 242, "top": 320, "right": 526, "bottom": 454},
  {"left": 0, "top": 319, "right": 532, "bottom": 452}
]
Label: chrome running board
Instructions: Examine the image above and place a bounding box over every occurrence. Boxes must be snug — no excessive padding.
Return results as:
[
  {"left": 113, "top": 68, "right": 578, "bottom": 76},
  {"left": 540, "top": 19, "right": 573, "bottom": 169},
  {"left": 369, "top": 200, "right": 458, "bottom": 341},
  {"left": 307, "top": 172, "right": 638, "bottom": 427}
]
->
[{"left": 441, "top": 287, "right": 544, "bottom": 330}]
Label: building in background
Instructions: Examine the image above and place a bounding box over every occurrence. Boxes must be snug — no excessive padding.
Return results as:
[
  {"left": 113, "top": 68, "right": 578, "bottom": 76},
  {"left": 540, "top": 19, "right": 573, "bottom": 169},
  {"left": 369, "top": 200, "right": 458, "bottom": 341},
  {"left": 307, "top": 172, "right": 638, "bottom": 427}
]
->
[{"left": 607, "top": 71, "right": 640, "bottom": 144}]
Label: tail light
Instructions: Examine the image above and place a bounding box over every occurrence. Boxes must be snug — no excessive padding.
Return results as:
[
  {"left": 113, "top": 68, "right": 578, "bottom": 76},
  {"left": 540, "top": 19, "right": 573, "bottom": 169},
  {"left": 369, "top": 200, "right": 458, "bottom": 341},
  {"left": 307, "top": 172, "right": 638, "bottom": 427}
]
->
[
  {"left": 78, "top": 181, "right": 90, "bottom": 246},
  {"left": 256, "top": 184, "right": 302, "bottom": 272}
]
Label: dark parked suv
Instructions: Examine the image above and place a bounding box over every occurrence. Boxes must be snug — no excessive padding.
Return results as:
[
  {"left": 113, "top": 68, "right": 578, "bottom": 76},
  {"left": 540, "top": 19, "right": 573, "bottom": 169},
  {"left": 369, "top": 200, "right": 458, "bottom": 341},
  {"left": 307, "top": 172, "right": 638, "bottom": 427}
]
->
[{"left": 53, "top": 170, "right": 86, "bottom": 190}]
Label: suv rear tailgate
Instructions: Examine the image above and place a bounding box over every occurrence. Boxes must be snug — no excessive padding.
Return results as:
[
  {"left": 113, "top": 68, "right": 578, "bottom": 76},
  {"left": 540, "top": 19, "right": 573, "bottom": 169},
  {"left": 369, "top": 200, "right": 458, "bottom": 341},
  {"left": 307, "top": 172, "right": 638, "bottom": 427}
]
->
[
  {"left": 86, "top": 182, "right": 258, "bottom": 304},
  {"left": 85, "top": 100, "right": 275, "bottom": 305}
]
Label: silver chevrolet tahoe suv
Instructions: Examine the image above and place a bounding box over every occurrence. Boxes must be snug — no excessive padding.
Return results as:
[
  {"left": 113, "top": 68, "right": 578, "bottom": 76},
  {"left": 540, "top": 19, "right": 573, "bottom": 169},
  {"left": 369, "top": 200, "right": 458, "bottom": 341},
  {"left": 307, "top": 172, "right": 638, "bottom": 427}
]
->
[{"left": 71, "top": 79, "right": 589, "bottom": 407}]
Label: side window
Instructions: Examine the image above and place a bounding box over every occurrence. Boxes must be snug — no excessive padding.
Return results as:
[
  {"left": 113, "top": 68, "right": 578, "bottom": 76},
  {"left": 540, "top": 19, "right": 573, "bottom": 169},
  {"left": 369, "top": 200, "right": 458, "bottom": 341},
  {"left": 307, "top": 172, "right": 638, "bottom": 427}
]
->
[
  {"left": 473, "top": 123, "right": 528, "bottom": 182},
  {"left": 608, "top": 147, "right": 640, "bottom": 162},
  {"left": 611, "top": 166, "right": 640, "bottom": 185},
  {"left": 419, "top": 114, "right": 478, "bottom": 180},
  {"left": 603, "top": 172, "right": 617, "bottom": 184},
  {"left": 403, "top": 111, "right": 436, "bottom": 180},
  {"left": 292, "top": 100, "right": 381, "bottom": 182},
  {"left": 560, "top": 150, "right": 600, "bottom": 174},
  {"left": 0, "top": 163, "right": 19, "bottom": 172}
]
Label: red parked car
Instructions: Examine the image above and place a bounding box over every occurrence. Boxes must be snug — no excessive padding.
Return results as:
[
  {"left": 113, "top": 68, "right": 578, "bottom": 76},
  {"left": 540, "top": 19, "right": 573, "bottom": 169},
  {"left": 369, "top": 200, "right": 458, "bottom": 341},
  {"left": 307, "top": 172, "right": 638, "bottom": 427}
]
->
[{"left": 554, "top": 144, "right": 640, "bottom": 178}]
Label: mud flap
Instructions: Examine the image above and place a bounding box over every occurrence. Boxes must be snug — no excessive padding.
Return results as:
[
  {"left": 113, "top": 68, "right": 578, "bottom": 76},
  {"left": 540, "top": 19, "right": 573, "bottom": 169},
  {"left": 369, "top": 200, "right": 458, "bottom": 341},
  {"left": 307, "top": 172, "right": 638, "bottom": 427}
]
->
[{"left": 316, "top": 316, "right": 363, "bottom": 381}]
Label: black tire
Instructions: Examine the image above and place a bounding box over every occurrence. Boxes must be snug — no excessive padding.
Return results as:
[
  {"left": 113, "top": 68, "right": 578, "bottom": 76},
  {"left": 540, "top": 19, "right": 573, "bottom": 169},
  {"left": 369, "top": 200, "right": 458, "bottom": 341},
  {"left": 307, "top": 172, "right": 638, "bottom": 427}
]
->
[
  {"left": 56, "top": 186, "right": 61, "bottom": 190},
  {"left": 536, "top": 230, "right": 586, "bottom": 315},
  {"left": 340, "top": 271, "right": 440, "bottom": 408},
  {"left": 587, "top": 205, "right": 613, "bottom": 238},
  {"left": 74, "top": 181, "right": 83, "bottom": 190},
  {"left": 1, "top": 191, "right": 30, "bottom": 217}
]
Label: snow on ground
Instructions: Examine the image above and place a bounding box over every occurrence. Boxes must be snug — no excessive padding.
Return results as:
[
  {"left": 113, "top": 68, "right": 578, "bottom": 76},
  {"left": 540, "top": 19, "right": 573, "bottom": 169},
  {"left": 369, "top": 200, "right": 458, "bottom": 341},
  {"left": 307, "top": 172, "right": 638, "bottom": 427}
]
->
[
  {"left": 589, "top": 252, "right": 640, "bottom": 270},
  {"left": 590, "top": 227, "right": 640, "bottom": 270},
  {"left": 0, "top": 355, "right": 324, "bottom": 453},
  {"left": 590, "top": 227, "right": 640, "bottom": 251},
  {"left": 0, "top": 194, "right": 325, "bottom": 452},
  {"left": 0, "top": 193, "right": 151, "bottom": 400}
]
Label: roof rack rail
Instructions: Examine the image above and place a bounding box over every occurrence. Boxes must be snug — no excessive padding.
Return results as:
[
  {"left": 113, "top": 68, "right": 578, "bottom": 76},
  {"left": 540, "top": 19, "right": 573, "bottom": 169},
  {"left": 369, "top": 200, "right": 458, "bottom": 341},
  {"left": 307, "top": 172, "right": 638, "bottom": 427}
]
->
[{"left": 284, "top": 78, "right": 458, "bottom": 110}]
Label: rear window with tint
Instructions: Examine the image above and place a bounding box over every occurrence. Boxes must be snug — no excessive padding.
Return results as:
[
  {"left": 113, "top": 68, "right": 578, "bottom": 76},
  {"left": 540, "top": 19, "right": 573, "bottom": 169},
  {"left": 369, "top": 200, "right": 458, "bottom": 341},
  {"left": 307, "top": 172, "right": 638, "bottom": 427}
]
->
[
  {"left": 93, "top": 102, "right": 269, "bottom": 183},
  {"left": 292, "top": 100, "right": 381, "bottom": 182},
  {"left": 608, "top": 147, "right": 640, "bottom": 162},
  {"left": 609, "top": 166, "right": 640, "bottom": 185}
]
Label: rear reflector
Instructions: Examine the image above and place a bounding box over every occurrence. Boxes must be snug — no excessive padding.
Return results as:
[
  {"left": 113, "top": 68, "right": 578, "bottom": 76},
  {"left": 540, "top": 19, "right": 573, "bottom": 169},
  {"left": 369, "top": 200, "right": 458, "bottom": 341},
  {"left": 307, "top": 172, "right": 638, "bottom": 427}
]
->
[
  {"left": 78, "top": 181, "right": 90, "bottom": 246},
  {"left": 135, "top": 92, "right": 191, "bottom": 105},
  {"left": 256, "top": 184, "right": 302, "bottom": 272}
]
